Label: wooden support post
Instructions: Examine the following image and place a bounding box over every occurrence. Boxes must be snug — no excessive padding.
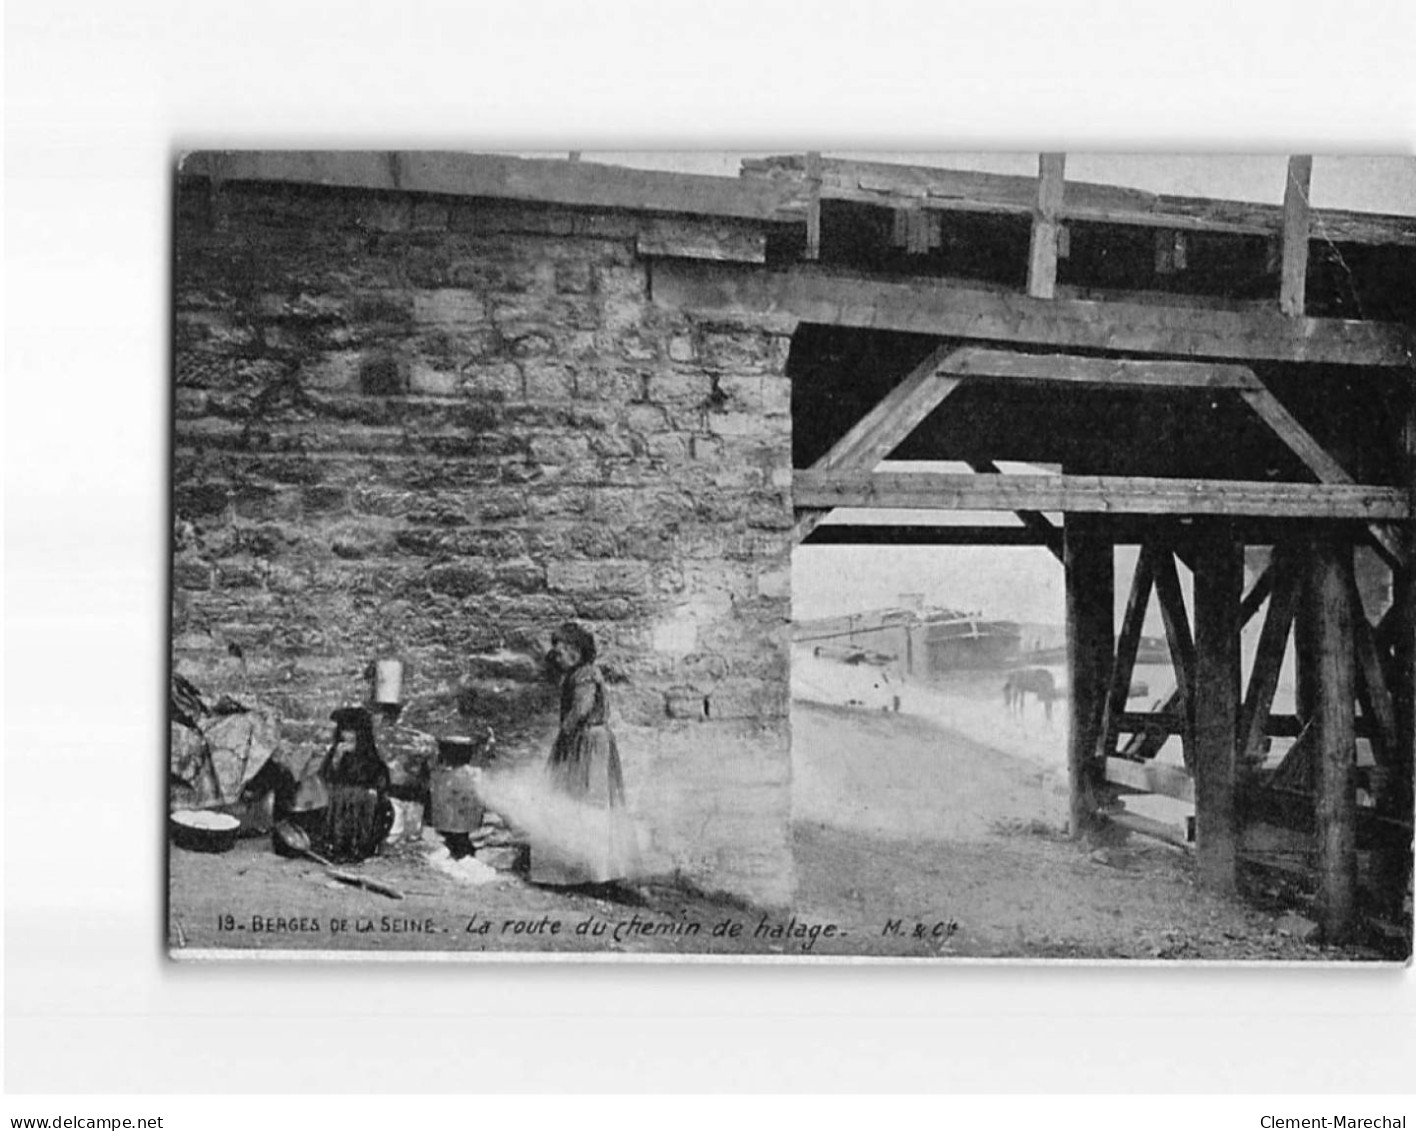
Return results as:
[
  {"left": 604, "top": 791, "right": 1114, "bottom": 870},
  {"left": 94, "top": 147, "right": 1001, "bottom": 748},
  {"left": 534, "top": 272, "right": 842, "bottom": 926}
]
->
[
  {"left": 1402, "top": 387, "right": 1416, "bottom": 765},
  {"left": 1120, "top": 565, "right": 1274, "bottom": 762},
  {"left": 1239, "top": 546, "right": 1301, "bottom": 767},
  {"left": 1280, "top": 156, "right": 1314, "bottom": 317},
  {"left": 1376, "top": 382, "right": 1416, "bottom": 919},
  {"left": 1346, "top": 560, "right": 1400, "bottom": 766},
  {"left": 1400, "top": 388, "right": 1416, "bottom": 764},
  {"left": 804, "top": 151, "right": 823, "bottom": 261},
  {"left": 1065, "top": 514, "right": 1114, "bottom": 838},
  {"left": 1192, "top": 524, "right": 1243, "bottom": 894},
  {"left": 1027, "top": 153, "right": 1066, "bottom": 299},
  {"left": 1153, "top": 548, "right": 1197, "bottom": 766},
  {"left": 1295, "top": 568, "right": 1322, "bottom": 725},
  {"left": 1308, "top": 535, "right": 1360, "bottom": 943},
  {"left": 1096, "top": 544, "right": 1158, "bottom": 764}
]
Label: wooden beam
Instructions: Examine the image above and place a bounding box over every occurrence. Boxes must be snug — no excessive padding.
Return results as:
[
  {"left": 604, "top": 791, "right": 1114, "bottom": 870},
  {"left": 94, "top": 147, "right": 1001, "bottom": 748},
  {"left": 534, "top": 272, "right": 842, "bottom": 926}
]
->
[
  {"left": 942, "top": 347, "right": 1261, "bottom": 390},
  {"left": 179, "top": 150, "right": 807, "bottom": 223},
  {"left": 1240, "top": 381, "right": 1407, "bottom": 571},
  {"left": 1347, "top": 558, "right": 1400, "bottom": 766},
  {"left": 1269, "top": 719, "right": 1317, "bottom": 793},
  {"left": 791, "top": 345, "right": 965, "bottom": 544},
  {"left": 634, "top": 217, "right": 768, "bottom": 263},
  {"left": 1116, "top": 710, "right": 1186, "bottom": 734},
  {"left": 1106, "top": 810, "right": 1193, "bottom": 849},
  {"left": 1240, "top": 385, "right": 1352, "bottom": 484},
  {"left": 1105, "top": 757, "right": 1196, "bottom": 803},
  {"left": 1118, "top": 566, "right": 1277, "bottom": 761},
  {"left": 1309, "top": 535, "right": 1360, "bottom": 943},
  {"left": 968, "top": 460, "right": 1064, "bottom": 563},
  {"left": 1192, "top": 527, "right": 1243, "bottom": 894},
  {"left": 1400, "top": 382, "right": 1416, "bottom": 775},
  {"left": 801, "top": 524, "right": 1056, "bottom": 547},
  {"left": 1241, "top": 563, "right": 1275, "bottom": 624},
  {"left": 1027, "top": 154, "right": 1066, "bottom": 299},
  {"left": 1376, "top": 384, "right": 1416, "bottom": 917},
  {"left": 1117, "top": 710, "right": 1375, "bottom": 739},
  {"left": 1153, "top": 549, "right": 1198, "bottom": 768},
  {"left": 740, "top": 154, "right": 1416, "bottom": 247},
  {"left": 1280, "top": 156, "right": 1314, "bottom": 317},
  {"left": 812, "top": 349, "right": 966, "bottom": 473},
  {"left": 1239, "top": 548, "right": 1301, "bottom": 765},
  {"left": 1066, "top": 516, "right": 1114, "bottom": 839},
  {"left": 792, "top": 470, "right": 1411, "bottom": 521},
  {"left": 1096, "top": 545, "right": 1159, "bottom": 764},
  {"left": 651, "top": 261, "right": 1416, "bottom": 368}
]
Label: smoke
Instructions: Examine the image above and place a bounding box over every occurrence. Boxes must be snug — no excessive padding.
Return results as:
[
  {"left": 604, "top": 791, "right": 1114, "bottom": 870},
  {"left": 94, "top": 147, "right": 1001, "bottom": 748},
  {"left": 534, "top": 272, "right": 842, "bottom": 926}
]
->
[{"left": 473, "top": 764, "right": 645, "bottom": 883}]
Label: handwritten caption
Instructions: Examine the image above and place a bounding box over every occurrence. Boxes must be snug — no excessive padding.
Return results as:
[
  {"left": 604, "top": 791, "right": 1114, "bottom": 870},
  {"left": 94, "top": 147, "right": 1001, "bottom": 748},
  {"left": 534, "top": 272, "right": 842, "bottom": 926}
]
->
[{"left": 214, "top": 912, "right": 959, "bottom": 952}]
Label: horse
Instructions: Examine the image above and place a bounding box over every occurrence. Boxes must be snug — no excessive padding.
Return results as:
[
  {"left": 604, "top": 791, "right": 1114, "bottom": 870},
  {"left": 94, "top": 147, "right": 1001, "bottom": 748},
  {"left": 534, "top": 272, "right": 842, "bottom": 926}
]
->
[{"left": 1003, "top": 668, "right": 1058, "bottom": 722}]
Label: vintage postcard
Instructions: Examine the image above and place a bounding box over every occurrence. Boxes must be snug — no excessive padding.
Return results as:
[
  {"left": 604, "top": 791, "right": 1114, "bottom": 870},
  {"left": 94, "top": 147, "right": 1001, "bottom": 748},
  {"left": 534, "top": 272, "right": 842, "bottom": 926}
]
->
[{"left": 168, "top": 151, "right": 1414, "bottom": 961}]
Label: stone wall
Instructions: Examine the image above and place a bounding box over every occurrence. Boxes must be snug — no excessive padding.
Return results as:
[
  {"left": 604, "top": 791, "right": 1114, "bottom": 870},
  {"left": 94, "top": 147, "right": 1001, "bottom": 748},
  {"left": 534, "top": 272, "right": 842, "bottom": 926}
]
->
[{"left": 171, "top": 179, "right": 796, "bottom": 904}]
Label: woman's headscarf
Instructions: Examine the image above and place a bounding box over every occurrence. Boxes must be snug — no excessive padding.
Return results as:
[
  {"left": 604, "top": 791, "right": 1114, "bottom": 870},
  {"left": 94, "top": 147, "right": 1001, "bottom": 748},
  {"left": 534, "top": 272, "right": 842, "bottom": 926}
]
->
[
  {"left": 325, "top": 705, "right": 387, "bottom": 789},
  {"left": 551, "top": 621, "right": 597, "bottom": 665}
]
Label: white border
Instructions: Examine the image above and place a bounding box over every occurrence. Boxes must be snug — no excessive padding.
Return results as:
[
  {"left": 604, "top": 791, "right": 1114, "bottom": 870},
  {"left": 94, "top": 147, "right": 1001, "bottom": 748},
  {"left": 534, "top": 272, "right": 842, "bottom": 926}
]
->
[{"left": 6, "top": 0, "right": 1416, "bottom": 1096}]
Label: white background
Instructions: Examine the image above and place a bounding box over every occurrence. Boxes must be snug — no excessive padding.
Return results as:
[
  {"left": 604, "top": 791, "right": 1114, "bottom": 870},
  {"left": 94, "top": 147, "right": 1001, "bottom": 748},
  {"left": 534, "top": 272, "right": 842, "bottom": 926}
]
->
[{"left": 5, "top": 0, "right": 1416, "bottom": 1095}]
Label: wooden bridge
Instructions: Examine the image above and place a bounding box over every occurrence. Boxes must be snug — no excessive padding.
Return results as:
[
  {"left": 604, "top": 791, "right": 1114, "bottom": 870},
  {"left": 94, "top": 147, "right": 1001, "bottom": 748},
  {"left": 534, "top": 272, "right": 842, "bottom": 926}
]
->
[{"left": 652, "top": 153, "right": 1415, "bottom": 946}]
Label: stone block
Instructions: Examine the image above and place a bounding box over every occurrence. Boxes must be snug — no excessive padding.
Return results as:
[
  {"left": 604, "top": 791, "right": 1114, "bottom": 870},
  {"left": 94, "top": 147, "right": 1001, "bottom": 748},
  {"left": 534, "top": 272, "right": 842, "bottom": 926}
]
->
[
  {"left": 547, "top": 559, "right": 650, "bottom": 594},
  {"left": 408, "top": 365, "right": 461, "bottom": 396},
  {"left": 174, "top": 483, "right": 231, "bottom": 519},
  {"left": 301, "top": 485, "right": 349, "bottom": 515},
  {"left": 625, "top": 404, "right": 672, "bottom": 435},
  {"left": 355, "top": 199, "right": 411, "bottom": 233},
  {"left": 567, "top": 524, "right": 620, "bottom": 559},
  {"left": 746, "top": 493, "right": 793, "bottom": 531},
  {"left": 587, "top": 432, "right": 638, "bottom": 460},
  {"left": 460, "top": 363, "right": 524, "bottom": 400},
  {"left": 617, "top": 332, "right": 658, "bottom": 362},
  {"left": 411, "top": 202, "right": 449, "bottom": 231},
  {"left": 425, "top": 562, "right": 493, "bottom": 598},
  {"left": 173, "top": 559, "right": 214, "bottom": 590},
  {"left": 754, "top": 565, "right": 792, "bottom": 600},
  {"left": 572, "top": 596, "right": 642, "bottom": 621},
  {"left": 665, "top": 689, "right": 708, "bottom": 720},
  {"left": 522, "top": 362, "right": 575, "bottom": 402},
  {"left": 706, "top": 412, "right": 782, "bottom": 440},
  {"left": 575, "top": 368, "right": 644, "bottom": 403},
  {"left": 647, "top": 371, "right": 715, "bottom": 407},
  {"left": 570, "top": 212, "right": 642, "bottom": 241},
  {"left": 505, "top": 331, "right": 556, "bottom": 359},
  {"left": 495, "top": 558, "right": 546, "bottom": 593},
  {"left": 303, "top": 352, "right": 362, "bottom": 392},
  {"left": 465, "top": 649, "right": 542, "bottom": 681},
  {"left": 413, "top": 289, "right": 486, "bottom": 326},
  {"left": 645, "top": 433, "right": 690, "bottom": 463},
  {"left": 555, "top": 258, "right": 594, "bottom": 295},
  {"left": 704, "top": 680, "right": 789, "bottom": 721}
]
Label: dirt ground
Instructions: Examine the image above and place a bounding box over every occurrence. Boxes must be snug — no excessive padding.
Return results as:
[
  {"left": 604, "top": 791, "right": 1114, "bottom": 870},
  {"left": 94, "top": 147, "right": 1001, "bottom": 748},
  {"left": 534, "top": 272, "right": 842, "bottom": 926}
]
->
[{"left": 169, "top": 699, "right": 1394, "bottom": 962}]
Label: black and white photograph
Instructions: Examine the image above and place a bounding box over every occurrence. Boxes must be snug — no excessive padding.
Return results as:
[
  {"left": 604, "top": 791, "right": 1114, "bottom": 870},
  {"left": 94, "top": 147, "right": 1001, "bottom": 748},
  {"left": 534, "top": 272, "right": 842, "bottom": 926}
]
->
[
  {"left": 9, "top": 0, "right": 1416, "bottom": 1106},
  {"left": 166, "top": 150, "right": 1415, "bottom": 962}
]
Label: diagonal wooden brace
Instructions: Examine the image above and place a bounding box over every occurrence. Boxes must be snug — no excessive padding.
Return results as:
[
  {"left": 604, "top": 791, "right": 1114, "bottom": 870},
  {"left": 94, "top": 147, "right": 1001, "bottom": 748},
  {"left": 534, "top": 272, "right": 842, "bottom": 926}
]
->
[{"left": 792, "top": 344, "right": 965, "bottom": 544}]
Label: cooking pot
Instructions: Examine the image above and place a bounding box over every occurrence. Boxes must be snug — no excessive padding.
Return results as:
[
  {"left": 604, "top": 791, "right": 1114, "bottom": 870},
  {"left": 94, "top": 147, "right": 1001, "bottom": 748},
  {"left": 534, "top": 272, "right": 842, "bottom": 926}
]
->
[
  {"left": 437, "top": 734, "right": 492, "bottom": 767},
  {"left": 170, "top": 809, "right": 241, "bottom": 853}
]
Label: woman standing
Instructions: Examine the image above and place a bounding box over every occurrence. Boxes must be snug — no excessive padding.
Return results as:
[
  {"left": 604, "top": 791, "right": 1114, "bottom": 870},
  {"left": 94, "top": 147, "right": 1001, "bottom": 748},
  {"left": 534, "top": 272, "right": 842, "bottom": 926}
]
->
[{"left": 530, "top": 622, "right": 639, "bottom": 888}]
